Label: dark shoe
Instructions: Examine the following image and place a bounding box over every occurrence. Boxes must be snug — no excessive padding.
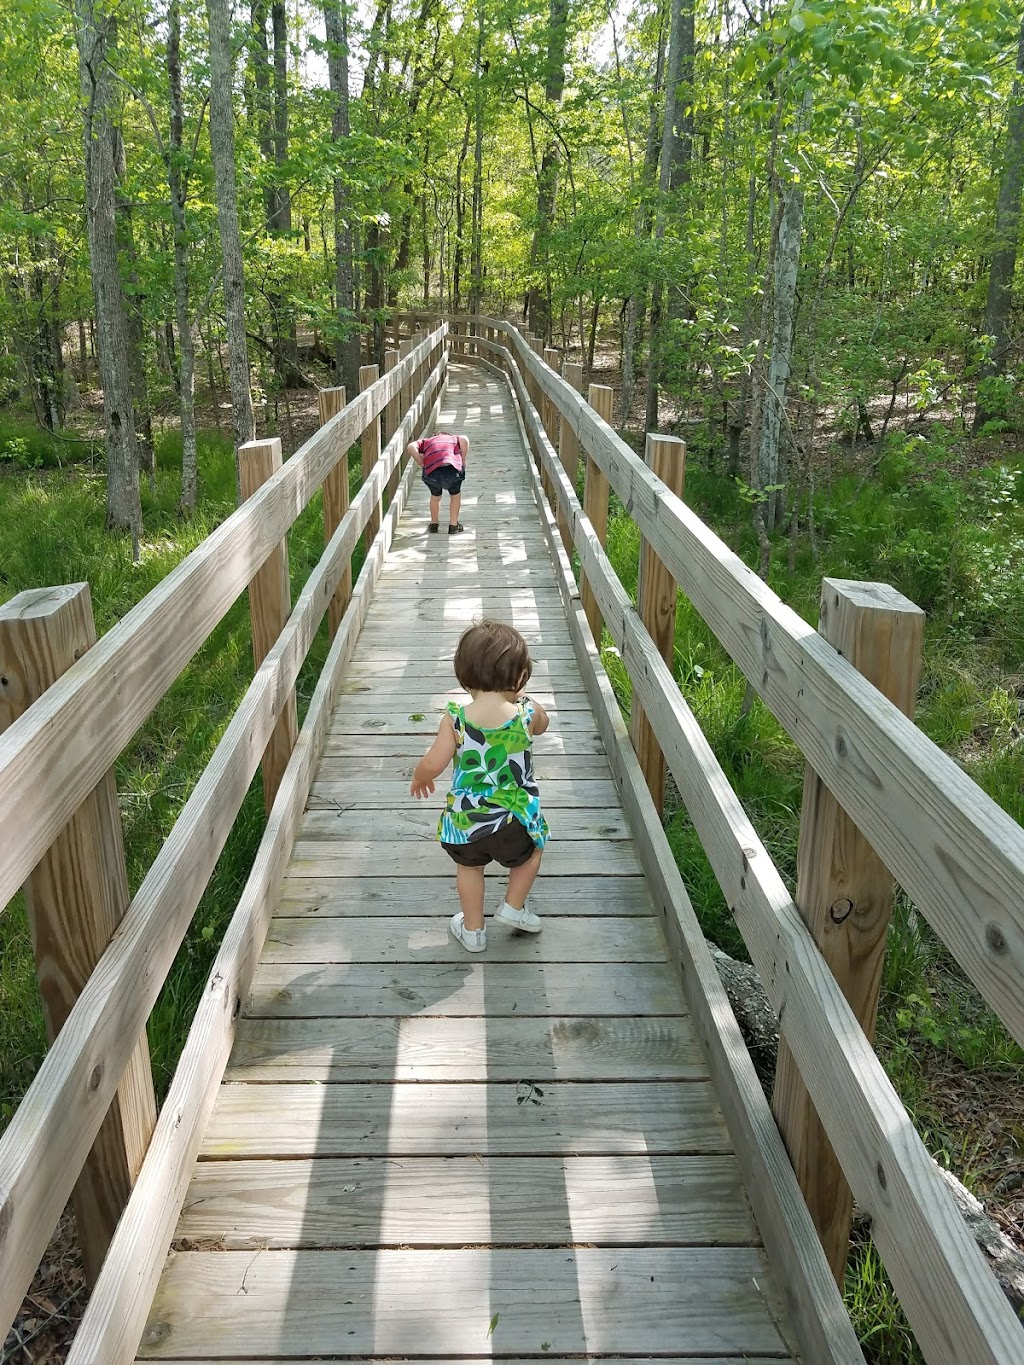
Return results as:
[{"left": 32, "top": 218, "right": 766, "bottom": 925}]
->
[
  {"left": 428, "top": 522, "right": 439, "bottom": 533},
  {"left": 448, "top": 522, "right": 465, "bottom": 535}
]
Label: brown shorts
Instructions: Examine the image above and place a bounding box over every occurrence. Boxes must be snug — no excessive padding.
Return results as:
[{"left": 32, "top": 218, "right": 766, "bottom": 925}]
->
[{"left": 442, "top": 821, "right": 537, "bottom": 869}]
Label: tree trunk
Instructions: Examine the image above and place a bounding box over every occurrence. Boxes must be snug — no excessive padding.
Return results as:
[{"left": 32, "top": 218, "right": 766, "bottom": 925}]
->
[
  {"left": 644, "top": 0, "right": 693, "bottom": 432},
  {"left": 114, "top": 130, "right": 155, "bottom": 490},
  {"left": 74, "top": 0, "right": 142, "bottom": 542},
  {"left": 974, "top": 13, "right": 1024, "bottom": 432},
  {"left": 453, "top": 110, "right": 472, "bottom": 311},
  {"left": 207, "top": 0, "right": 255, "bottom": 453},
  {"left": 323, "top": 0, "right": 362, "bottom": 394},
  {"left": 525, "top": 0, "right": 568, "bottom": 341},
  {"left": 757, "top": 166, "right": 805, "bottom": 532},
  {"left": 167, "top": 0, "right": 199, "bottom": 514},
  {"left": 469, "top": 0, "right": 485, "bottom": 318}
]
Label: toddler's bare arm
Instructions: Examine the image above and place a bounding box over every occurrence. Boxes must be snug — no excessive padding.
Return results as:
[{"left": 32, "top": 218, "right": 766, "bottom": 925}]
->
[
  {"left": 410, "top": 714, "right": 458, "bottom": 797},
  {"left": 528, "top": 700, "right": 549, "bottom": 737}
]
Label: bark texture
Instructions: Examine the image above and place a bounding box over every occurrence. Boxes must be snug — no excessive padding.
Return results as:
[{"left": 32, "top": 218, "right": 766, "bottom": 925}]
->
[
  {"left": 167, "top": 0, "right": 198, "bottom": 513},
  {"left": 324, "top": 0, "right": 362, "bottom": 394},
  {"left": 207, "top": 0, "right": 255, "bottom": 453},
  {"left": 75, "top": 0, "right": 142, "bottom": 540}
]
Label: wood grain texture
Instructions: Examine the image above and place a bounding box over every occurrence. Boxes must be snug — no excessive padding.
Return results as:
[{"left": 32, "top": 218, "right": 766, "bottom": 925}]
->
[
  {"left": 773, "top": 578, "right": 925, "bottom": 1285},
  {"left": 317, "top": 384, "right": 351, "bottom": 637},
  {"left": 260, "top": 914, "right": 664, "bottom": 963},
  {"left": 225, "top": 1013, "right": 701, "bottom": 1081},
  {"left": 139, "top": 1247, "right": 785, "bottom": 1359},
  {"left": 580, "top": 383, "right": 613, "bottom": 640},
  {"left": 631, "top": 433, "right": 686, "bottom": 814},
  {"left": 513, "top": 347, "right": 1020, "bottom": 1363},
  {"left": 359, "top": 365, "right": 382, "bottom": 552},
  {"left": 237, "top": 437, "right": 298, "bottom": 812},
  {"left": 277, "top": 874, "right": 653, "bottom": 916},
  {"left": 0, "top": 584, "right": 156, "bottom": 1285},
  {"left": 201, "top": 1081, "right": 731, "bottom": 1158},
  {"left": 247, "top": 960, "right": 686, "bottom": 1018},
  {"left": 177, "top": 1154, "right": 753, "bottom": 1247}
]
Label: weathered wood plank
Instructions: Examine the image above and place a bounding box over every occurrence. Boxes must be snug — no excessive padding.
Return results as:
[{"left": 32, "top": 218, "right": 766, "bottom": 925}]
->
[
  {"left": 277, "top": 875, "right": 653, "bottom": 916},
  {"left": 139, "top": 1248, "right": 785, "bottom": 1358},
  {"left": 226, "top": 1013, "right": 700, "bottom": 1081},
  {"left": 142, "top": 1358, "right": 787, "bottom": 1364},
  {"left": 177, "top": 1155, "right": 753, "bottom": 1247},
  {"left": 341, "top": 657, "right": 582, "bottom": 684},
  {"left": 247, "top": 961, "right": 686, "bottom": 1018},
  {"left": 228, "top": 1015, "right": 704, "bottom": 1075},
  {"left": 338, "top": 686, "right": 590, "bottom": 708},
  {"left": 308, "top": 776, "right": 619, "bottom": 809},
  {"left": 298, "top": 807, "right": 628, "bottom": 840},
  {"left": 202, "top": 1081, "right": 730, "bottom": 1158},
  {"left": 286, "top": 839, "right": 640, "bottom": 877},
  {"left": 260, "top": 915, "right": 664, "bottom": 964}
]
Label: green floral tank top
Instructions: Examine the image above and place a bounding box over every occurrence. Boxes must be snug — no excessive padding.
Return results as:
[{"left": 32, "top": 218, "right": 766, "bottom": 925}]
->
[{"left": 438, "top": 699, "right": 549, "bottom": 848}]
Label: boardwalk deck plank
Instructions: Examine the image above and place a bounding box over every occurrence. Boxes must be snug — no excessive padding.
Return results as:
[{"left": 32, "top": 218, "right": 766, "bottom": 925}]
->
[{"left": 141, "top": 361, "right": 796, "bottom": 1365}]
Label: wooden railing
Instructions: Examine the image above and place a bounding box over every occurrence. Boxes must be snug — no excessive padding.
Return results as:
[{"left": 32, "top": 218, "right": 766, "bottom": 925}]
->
[
  {"left": 450, "top": 314, "right": 1024, "bottom": 1365},
  {"left": 0, "top": 325, "right": 449, "bottom": 1363}
]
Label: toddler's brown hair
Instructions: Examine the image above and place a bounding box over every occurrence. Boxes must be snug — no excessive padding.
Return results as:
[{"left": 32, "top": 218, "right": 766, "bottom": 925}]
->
[{"left": 454, "top": 619, "right": 532, "bottom": 694}]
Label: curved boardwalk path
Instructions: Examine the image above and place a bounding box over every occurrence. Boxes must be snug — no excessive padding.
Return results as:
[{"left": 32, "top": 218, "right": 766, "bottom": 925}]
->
[{"left": 138, "top": 364, "right": 796, "bottom": 1363}]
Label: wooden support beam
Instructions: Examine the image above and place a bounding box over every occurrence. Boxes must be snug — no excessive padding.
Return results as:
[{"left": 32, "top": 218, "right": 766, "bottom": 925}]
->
[
  {"left": 772, "top": 579, "right": 925, "bottom": 1285},
  {"left": 359, "top": 364, "right": 382, "bottom": 552},
  {"left": 383, "top": 350, "right": 400, "bottom": 504},
  {"left": 237, "top": 437, "right": 298, "bottom": 811},
  {"left": 0, "top": 584, "right": 156, "bottom": 1286},
  {"left": 580, "top": 383, "right": 614, "bottom": 642},
  {"left": 398, "top": 339, "right": 415, "bottom": 456},
  {"left": 631, "top": 433, "right": 687, "bottom": 813},
  {"left": 556, "top": 360, "right": 584, "bottom": 559},
  {"left": 318, "top": 386, "right": 350, "bottom": 639},
  {"left": 543, "top": 347, "right": 561, "bottom": 445}
]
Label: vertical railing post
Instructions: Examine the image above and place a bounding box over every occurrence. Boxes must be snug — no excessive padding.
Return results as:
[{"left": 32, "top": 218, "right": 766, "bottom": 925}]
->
[
  {"left": 318, "top": 385, "right": 350, "bottom": 639},
  {"left": 237, "top": 437, "right": 298, "bottom": 811},
  {"left": 542, "top": 347, "right": 561, "bottom": 444},
  {"left": 772, "top": 578, "right": 925, "bottom": 1285},
  {"left": 556, "top": 360, "right": 584, "bottom": 558},
  {"left": 383, "top": 349, "right": 400, "bottom": 505},
  {"left": 359, "top": 364, "right": 382, "bottom": 552},
  {"left": 631, "top": 434, "right": 687, "bottom": 812},
  {"left": 398, "top": 338, "right": 416, "bottom": 458},
  {"left": 0, "top": 584, "right": 157, "bottom": 1286},
  {"left": 579, "top": 383, "right": 614, "bottom": 642}
]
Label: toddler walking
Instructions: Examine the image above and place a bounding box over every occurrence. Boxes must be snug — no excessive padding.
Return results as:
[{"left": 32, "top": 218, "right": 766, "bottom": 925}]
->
[{"left": 409, "top": 620, "right": 550, "bottom": 952}]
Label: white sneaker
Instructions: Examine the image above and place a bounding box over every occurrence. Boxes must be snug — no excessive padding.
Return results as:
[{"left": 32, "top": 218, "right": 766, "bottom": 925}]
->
[
  {"left": 450, "top": 911, "right": 487, "bottom": 953},
  {"left": 495, "top": 901, "right": 542, "bottom": 933}
]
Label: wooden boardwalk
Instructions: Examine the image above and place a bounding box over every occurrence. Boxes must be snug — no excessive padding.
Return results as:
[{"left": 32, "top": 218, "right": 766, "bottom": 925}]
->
[{"left": 138, "top": 364, "right": 795, "bottom": 1362}]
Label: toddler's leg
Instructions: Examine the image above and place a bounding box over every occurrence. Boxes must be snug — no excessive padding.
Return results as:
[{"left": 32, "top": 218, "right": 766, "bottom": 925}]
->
[
  {"left": 448, "top": 490, "right": 462, "bottom": 527},
  {"left": 429, "top": 492, "right": 441, "bottom": 524},
  {"left": 505, "top": 847, "right": 543, "bottom": 910},
  {"left": 456, "top": 864, "right": 486, "bottom": 931}
]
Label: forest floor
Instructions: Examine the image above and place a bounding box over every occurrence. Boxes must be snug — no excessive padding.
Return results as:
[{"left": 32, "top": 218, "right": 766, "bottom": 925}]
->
[{"left": 2, "top": 346, "right": 1024, "bottom": 1359}]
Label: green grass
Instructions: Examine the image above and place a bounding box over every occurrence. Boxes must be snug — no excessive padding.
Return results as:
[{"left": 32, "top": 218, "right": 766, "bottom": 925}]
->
[{"left": 0, "top": 428, "right": 366, "bottom": 1122}]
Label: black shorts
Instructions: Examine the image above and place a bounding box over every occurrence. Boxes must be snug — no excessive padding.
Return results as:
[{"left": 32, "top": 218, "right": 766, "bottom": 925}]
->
[
  {"left": 423, "top": 463, "right": 465, "bottom": 497},
  {"left": 442, "top": 821, "right": 537, "bottom": 869}
]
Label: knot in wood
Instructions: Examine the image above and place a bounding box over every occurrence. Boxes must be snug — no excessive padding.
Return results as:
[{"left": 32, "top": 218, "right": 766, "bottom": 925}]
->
[
  {"left": 876, "top": 1161, "right": 887, "bottom": 1192},
  {"left": 829, "top": 898, "right": 854, "bottom": 925},
  {"left": 835, "top": 734, "right": 848, "bottom": 759},
  {"left": 985, "top": 922, "right": 1008, "bottom": 956},
  {"left": 88, "top": 1063, "right": 103, "bottom": 1093}
]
